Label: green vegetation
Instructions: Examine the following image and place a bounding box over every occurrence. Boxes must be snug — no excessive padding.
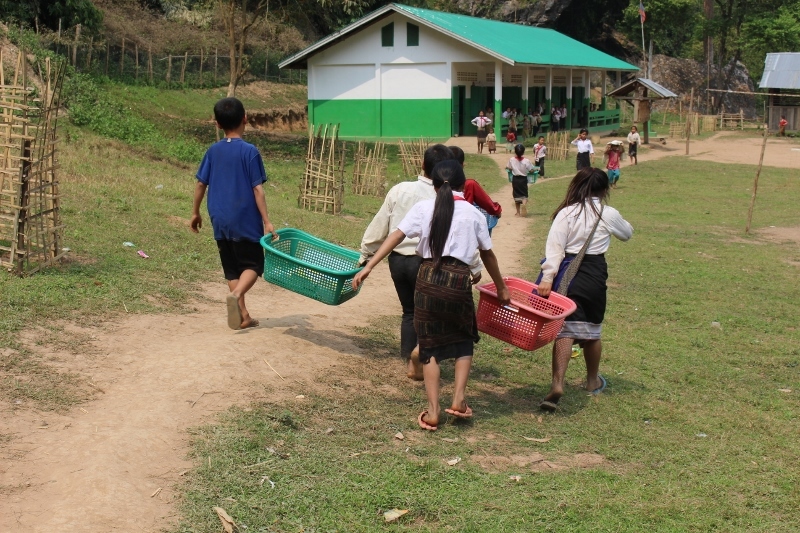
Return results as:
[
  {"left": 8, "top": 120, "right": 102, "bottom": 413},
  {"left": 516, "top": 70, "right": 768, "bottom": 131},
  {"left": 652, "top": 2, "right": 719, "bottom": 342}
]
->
[{"left": 174, "top": 157, "right": 799, "bottom": 532}]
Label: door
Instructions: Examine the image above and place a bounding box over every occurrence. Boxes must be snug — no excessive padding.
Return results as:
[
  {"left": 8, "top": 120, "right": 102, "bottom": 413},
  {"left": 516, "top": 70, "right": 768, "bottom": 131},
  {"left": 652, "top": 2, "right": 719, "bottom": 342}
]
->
[{"left": 451, "top": 86, "right": 465, "bottom": 137}]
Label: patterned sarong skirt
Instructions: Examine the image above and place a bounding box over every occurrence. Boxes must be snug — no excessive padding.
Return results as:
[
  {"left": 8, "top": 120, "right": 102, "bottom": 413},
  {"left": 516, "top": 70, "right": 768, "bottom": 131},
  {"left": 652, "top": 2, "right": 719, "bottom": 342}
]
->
[{"left": 414, "top": 257, "right": 479, "bottom": 363}]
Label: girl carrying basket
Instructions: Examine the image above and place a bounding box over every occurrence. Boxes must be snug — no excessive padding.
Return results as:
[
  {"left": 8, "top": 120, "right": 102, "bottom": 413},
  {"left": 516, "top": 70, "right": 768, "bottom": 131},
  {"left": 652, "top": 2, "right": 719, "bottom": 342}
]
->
[
  {"left": 536, "top": 168, "right": 633, "bottom": 411},
  {"left": 353, "top": 160, "right": 511, "bottom": 430}
]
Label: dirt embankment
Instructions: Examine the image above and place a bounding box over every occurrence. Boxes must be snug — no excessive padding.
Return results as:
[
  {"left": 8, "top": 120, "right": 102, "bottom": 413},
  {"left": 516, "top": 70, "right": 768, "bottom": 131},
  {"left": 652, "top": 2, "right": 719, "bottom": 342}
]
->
[{"left": 247, "top": 108, "right": 307, "bottom": 133}]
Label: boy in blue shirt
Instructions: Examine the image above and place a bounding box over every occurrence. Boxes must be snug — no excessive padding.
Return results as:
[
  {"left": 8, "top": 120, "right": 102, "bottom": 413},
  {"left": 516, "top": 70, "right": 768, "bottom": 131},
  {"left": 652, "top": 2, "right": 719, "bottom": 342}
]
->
[{"left": 190, "top": 97, "right": 277, "bottom": 330}]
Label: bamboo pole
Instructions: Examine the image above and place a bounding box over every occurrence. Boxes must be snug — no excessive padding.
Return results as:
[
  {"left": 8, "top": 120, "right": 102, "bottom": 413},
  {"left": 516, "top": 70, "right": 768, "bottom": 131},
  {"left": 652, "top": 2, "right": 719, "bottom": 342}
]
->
[
  {"left": 199, "top": 48, "right": 204, "bottom": 85},
  {"left": 120, "top": 37, "right": 125, "bottom": 76},
  {"left": 134, "top": 43, "right": 139, "bottom": 81},
  {"left": 148, "top": 47, "right": 153, "bottom": 84},
  {"left": 214, "top": 48, "right": 218, "bottom": 85},
  {"left": 180, "top": 51, "right": 188, "bottom": 85},
  {"left": 105, "top": 41, "right": 109, "bottom": 75},
  {"left": 745, "top": 126, "right": 769, "bottom": 234},
  {"left": 86, "top": 36, "right": 93, "bottom": 71},
  {"left": 72, "top": 24, "right": 80, "bottom": 67},
  {"left": 166, "top": 55, "right": 172, "bottom": 87},
  {"left": 685, "top": 88, "right": 694, "bottom": 155}
]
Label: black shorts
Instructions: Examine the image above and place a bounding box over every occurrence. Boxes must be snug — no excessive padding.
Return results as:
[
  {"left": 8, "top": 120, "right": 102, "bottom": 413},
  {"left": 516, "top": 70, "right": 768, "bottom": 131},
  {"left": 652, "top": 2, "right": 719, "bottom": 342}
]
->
[{"left": 217, "top": 239, "right": 264, "bottom": 280}]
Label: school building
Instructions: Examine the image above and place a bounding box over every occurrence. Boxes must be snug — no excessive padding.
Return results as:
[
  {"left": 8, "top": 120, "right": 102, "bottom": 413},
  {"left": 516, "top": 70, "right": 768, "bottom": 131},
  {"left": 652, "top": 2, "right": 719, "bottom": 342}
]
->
[{"left": 280, "top": 3, "right": 639, "bottom": 140}]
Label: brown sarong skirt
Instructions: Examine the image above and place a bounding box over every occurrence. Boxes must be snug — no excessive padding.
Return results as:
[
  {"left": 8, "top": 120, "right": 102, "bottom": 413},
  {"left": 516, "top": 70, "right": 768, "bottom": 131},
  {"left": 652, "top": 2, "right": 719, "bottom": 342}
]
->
[{"left": 414, "top": 257, "right": 479, "bottom": 364}]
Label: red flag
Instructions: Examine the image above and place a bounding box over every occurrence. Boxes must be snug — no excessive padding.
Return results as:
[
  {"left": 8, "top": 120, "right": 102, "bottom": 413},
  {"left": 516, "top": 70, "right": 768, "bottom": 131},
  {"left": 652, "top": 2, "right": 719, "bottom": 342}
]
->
[{"left": 639, "top": 1, "right": 646, "bottom": 23}]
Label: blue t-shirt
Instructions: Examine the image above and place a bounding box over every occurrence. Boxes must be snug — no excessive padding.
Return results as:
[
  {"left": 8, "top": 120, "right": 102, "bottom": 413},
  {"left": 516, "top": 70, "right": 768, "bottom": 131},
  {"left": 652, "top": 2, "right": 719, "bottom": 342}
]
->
[{"left": 196, "top": 138, "right": 267, "bottom": 242}]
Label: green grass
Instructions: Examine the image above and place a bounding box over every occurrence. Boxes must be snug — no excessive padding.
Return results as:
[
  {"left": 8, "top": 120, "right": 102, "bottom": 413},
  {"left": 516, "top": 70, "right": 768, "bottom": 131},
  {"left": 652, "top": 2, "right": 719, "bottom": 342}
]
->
[{"left": 173, "top": 156, "right": 800, "bottom": 532}]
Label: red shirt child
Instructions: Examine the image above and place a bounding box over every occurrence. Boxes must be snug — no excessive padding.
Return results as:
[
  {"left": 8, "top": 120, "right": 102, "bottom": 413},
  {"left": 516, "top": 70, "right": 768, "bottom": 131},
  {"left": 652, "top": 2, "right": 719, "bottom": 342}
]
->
[{"left": 506, "top": 130, "right": 517, "bottom": 143}]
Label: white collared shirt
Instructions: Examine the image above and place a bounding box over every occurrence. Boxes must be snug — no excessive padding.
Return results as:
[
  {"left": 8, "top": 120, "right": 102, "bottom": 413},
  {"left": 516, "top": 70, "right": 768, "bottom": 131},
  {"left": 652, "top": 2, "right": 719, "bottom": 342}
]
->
[
  {"left": 541, "top": 199, "right": 633, "bottom": 283},
  {"left": 572, "top": 138, "right": 594, "bottom": 154},
  {"left": 359, "top": 176, "right": 435, "bottom": 261},
  {"left": 471, "top": 116, "right": 492, "bottom": 128},
  {"left": 507, "top": 157, "right": 534, "bottom": 176},
  {"left": 397, "top": 192, "right": 492, "bottom": 269}
]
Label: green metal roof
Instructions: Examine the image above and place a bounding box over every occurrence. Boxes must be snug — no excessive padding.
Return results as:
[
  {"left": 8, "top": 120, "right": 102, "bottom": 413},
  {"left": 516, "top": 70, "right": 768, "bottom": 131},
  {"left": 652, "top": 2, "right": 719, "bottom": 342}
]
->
[
  {"left": 280, "top": 3, "right": 638, "bottom": 71},
  {"left": 395, "top": 4, "right": 637, "bottom": 70}
]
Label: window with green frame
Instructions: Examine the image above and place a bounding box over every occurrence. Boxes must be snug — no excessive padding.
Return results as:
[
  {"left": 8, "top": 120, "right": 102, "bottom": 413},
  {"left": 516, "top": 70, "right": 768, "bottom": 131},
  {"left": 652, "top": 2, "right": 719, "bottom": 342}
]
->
[
  {"left": 381, "top": 22, "right": 394, "bottom": 47},
  {"left": 407, "top": 23, "right": 419, "bottom": 46}
]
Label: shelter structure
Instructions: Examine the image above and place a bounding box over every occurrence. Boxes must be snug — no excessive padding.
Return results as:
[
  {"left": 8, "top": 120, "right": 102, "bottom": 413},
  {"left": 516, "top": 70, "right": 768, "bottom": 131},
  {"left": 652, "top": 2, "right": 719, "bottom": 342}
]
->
[
  {"left": 759, "top": 52, "right": 800, "bottom": 132},
  {"left": 607, "top": 78, "right": 677, "bottom": 144},
  {"left": 280, "top": 3, "right": 638, "bottom": 140}
]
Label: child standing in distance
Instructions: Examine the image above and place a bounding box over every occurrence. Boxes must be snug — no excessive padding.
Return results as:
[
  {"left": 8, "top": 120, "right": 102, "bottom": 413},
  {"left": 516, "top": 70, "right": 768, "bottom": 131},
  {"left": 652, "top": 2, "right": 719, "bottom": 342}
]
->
[
  {"left": 534, "top": 136, "right": 547, "bottom": 178},
  {"left": 505, "top": 128, "right": 517, "bottom": 152},
  {"left": 627, "top": 125, "right": 640, "bottom": 165},
  {"left": 507, "top": 144, "right": 535, "bottom": 217},
  {"left": 571, "top": 128, "right": 594, "bottom": 171},
  {"left": 604, "top": 141, "right": 623, "bottom": 188},
  {"left": 352, "top": 161, "right": 511, "bottom": 430},
  {"left": 191, "top": 97, "right": 277, "bottom": 330},
  {"left": 486, "top": 128, "right": 497, "bottom": 154},
  {"left": 779, "top": 115, "right": 788, "bottom": 136}
]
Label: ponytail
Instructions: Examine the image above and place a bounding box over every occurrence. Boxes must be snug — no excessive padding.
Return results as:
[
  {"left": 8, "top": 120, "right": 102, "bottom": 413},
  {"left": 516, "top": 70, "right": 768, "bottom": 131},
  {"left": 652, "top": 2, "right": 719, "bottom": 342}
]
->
[{"left": 428, "top": 160, "right": 465, "bottom": 269}]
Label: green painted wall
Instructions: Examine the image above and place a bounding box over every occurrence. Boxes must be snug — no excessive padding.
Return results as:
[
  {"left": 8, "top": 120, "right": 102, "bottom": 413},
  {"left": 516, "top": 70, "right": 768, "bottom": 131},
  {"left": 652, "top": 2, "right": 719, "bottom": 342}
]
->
[{"left": 308, "top": 99, "right": 450, "bottom": 139}]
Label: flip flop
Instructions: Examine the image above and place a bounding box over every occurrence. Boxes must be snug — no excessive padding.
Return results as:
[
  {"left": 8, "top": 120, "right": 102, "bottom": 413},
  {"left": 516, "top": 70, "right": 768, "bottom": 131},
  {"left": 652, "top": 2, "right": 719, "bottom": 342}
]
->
[
  {"left": 226, "top": 294, "right": 242, "bottom": 330},
  {"left": 418, "top": 411, "right": 437, "bottom": 431},
  {"left": 539, "top": 398, "right": 560, "bottom": 412},
  {"left": 591, "top": 375, "right": 607, "bottom": 395},
  {"left": 240, "top": 318, "right": 259, "bottom": 330},
  {"left": 445, "top": 405, "right": 473, "bottom": 419}
]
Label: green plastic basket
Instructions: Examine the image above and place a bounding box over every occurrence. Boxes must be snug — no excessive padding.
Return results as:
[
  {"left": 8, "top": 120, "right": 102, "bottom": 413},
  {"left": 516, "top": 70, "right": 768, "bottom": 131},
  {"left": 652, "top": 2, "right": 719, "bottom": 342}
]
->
[{"left": 260, "top": 228, "right": 363, "bottom": 306}]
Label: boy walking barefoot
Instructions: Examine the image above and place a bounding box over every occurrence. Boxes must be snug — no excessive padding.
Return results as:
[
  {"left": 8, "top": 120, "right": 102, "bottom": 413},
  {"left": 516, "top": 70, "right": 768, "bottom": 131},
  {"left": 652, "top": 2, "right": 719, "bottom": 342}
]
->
[{"left": 190, "top": 97, "right": 277, "bottom": 330}]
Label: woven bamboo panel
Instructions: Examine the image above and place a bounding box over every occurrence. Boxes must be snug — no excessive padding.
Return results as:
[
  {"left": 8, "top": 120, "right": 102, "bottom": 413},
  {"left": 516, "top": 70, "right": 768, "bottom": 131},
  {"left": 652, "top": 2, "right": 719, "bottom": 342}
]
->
[
  {"left": 298, "top": 124, "right": 346, "bottom": 215},
  {"left": 0, "top": 50, "right": 66, "bottom": 276},
  {"left": 543, "top": 131, "right": 570, "bottom": 161},
  {"left": 398, "top": 138, "right": 429, "bottom": 178},
  {"left": 351, "top": 141, "right": 386, "bottom": 197}
]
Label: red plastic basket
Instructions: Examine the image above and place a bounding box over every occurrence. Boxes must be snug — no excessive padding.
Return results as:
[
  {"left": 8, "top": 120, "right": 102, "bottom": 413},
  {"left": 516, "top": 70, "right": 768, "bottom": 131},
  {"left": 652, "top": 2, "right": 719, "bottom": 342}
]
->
[{"left": 476, "top": 277, "right": 577, "bottom": 351}]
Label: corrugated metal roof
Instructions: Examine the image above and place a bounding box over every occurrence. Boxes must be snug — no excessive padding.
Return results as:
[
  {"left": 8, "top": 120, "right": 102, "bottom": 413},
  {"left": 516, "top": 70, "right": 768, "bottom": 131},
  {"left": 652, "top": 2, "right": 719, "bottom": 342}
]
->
[
  {"left": 608, "top": 78, "right": 677, "bottom": 98},
  {"left": 759, "top": 53, "right": 800, "bottom": 89},
  {"left": 280, "top": 3, "right": 638, "bottom": 71}
]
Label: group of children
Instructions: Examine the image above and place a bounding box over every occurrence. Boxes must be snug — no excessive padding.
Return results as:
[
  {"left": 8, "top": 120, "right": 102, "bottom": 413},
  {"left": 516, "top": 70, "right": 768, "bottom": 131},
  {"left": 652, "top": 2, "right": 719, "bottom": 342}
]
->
[{"left": 192, "top": 97, "right": 635, "bottom": 429}]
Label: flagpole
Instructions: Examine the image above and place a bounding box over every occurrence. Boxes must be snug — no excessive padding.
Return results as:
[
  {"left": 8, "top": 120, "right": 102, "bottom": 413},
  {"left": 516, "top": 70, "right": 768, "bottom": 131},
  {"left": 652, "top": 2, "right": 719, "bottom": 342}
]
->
[{"left": 640, "top": 19, "right": 646, "bottom": 78}]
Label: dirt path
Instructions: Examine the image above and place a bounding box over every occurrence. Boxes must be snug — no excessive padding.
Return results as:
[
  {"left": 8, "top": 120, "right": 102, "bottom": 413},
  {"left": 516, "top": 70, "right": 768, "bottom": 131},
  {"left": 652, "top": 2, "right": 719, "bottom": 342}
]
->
[{"left": 0, "top": 163, "right": 530, "bottom": 532}]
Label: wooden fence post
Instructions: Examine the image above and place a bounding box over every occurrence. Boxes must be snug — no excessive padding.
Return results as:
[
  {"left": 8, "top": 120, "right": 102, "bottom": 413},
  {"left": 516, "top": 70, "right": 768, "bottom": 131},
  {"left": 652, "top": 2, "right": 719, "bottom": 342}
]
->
[
  {"left": 134, "top": 43, "right": 139, "bottom": 81},
  {"left": 685, "top": 88, "right": 694, "bottom": 155},
  {"left": 166, "top": 54, "right": 172, "bottom": 87},
  {"left": 86, "top": 36, "right": 93, "bottom": 71},
  {"left": 105, "top": 41, "right": 109, "bottom": 75},
  {"left": 180, "top": 51, "right": 188, "bottom": 85},
  {"left": 214, "top": 48, "right": 218, "bottom": 85},
  {"left": 745, "top": 126, "right": 769, "bottom": 233},
  {"left": 120, "top": 37, "right": 125, "bottom": 76},
  {"left": 148, "top": 46, "right": 153, "bottom": 84},
  {"left": 72, "top": 24, "right": 80, "bottom": 67},
  {"left": 199, "top": 48, "right": 204, "bottom": 85}
]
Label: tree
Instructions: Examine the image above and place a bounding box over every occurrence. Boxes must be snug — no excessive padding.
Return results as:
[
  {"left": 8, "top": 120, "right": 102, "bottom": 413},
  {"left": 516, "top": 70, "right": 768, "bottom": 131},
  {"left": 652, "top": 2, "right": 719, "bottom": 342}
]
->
[
  {"left": 621, "top": 0, "right": 701, "bottom": 58},
  {"left": 218, "top": 0, "right": 270, "bottom": 97},
  {"left": 741, "top": 3, "right": 800, "bottom": 80}
]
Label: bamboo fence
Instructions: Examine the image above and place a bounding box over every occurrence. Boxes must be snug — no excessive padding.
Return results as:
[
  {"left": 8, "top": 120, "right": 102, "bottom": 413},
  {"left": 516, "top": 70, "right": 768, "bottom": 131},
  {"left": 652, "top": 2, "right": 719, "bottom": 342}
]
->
[
  {"left": 397, "top": 138, "right": 429, "bottom": 178},
  {"left": 0, "top": 50, "right": 66, "bottom": 275},
  {"left": 298, "top": 124, "right": 346, "bottom": 215},
  {"left": 543, "top": 131, "right": 570, "bottom": 161},
  {"left": 351, "top": 141, "right": 387, "bottom": 196}
]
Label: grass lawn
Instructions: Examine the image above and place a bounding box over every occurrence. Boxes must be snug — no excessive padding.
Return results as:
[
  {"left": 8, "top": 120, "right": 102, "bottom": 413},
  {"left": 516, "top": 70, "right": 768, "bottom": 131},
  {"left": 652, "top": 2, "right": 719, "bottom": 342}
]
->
[{"left": 174, "top": 157, "right": 800, "bottom": 532}]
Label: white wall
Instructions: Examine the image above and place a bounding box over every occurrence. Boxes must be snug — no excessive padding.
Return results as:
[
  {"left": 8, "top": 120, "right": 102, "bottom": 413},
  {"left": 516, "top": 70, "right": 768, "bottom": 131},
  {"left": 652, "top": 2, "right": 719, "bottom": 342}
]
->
[{"left": 308, "top": 12, "right": 494, "bottom": 101}]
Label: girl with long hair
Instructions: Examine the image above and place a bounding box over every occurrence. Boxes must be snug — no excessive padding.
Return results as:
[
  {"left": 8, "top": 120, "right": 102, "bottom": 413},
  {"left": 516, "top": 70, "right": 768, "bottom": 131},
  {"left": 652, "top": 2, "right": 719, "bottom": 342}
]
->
[
  {"left": 353, "top": 160, "right": 510, "bottom": 430},
  {"left": 536, "top": 167, "right": 633, "bottom": 411}
]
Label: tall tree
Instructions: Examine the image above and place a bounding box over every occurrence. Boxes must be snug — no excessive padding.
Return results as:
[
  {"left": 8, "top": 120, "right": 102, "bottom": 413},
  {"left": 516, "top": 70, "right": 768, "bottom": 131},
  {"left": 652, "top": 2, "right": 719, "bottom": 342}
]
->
[{"left": 218, "top": 0, "right": 270, "bottom": 97}]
